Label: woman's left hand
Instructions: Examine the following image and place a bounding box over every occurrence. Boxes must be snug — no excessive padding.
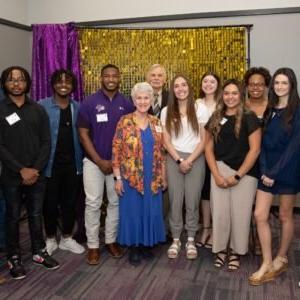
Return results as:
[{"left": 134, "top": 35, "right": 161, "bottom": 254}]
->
[
  {"left": 226, "top": 175, "right": 239, "bottom": 187},
  {"left": 261, "top": 174, "right": 275, "bottom": 187},
  {"left": 179, "top": 159, "right": 192, "bottom": 174},
  {"left": 115, "top": 179, "right": 124, "bottom": 196}
]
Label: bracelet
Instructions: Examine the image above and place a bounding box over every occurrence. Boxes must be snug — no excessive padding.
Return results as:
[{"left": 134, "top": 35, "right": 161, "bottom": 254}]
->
[
  {"left": 234, "top": 174, "right": 241, "bottom": 181},
  {"left": 176, "top": 158, "right": 184, "bottom": 165},
  {"left": 113, "top": 175, "right": 122, "bottom": 181}
]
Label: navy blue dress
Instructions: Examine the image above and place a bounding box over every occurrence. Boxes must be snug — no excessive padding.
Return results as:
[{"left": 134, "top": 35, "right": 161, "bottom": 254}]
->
[
  {"left": 118, "top": 126, "right": 166, "bottom": 246},
  {"left": 258, "top": 107, "right": 300, "bottom": 194}
]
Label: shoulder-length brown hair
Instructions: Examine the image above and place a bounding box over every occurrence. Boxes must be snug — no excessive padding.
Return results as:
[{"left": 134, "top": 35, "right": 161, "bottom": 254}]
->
[
  {"left": 165, "top": 74, "right": 199, "bottom": 137},
  {"left": 207, "top": 79, "right": 246, "bottom": 141}
]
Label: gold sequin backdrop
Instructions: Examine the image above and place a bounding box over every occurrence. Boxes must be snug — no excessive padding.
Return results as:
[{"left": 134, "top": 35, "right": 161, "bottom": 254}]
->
[{"left": 78, "top": 27, "right": 248, "bottom": 97}]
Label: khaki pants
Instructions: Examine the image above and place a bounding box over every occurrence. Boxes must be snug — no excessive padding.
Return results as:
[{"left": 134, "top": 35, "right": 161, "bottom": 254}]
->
[
  {"left": 211, "top": 161, "right": 257, "bottom": 255},
  {"left": 83, "top": 158, "right": 119, "bottom": 247}
]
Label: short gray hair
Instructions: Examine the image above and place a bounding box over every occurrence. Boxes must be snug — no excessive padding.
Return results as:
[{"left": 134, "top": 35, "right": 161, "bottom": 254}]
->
[{"left": 131, "top": 82, "right": 154, "bottom": 100}]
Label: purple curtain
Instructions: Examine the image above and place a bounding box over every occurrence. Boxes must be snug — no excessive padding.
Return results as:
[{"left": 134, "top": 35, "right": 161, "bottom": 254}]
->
[{"left": 31, "top": 22, "right": 84, "bottom": 101}]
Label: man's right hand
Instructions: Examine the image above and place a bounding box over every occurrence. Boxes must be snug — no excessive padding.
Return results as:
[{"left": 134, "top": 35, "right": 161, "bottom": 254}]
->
[
  {"left": 20, "top": 168, "right": 39, "bottom": 185},
  {"left": 96, "top": 159, "right": 113, "bottom": 175}
]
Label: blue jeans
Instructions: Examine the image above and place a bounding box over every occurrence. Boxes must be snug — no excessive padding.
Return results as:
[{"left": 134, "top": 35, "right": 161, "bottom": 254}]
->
[
  {"left": 0, "top": 187, "right": 5, "bottom": 249},
  {"left": 3, "top": 178, "right": 46, "bottom": 258}
]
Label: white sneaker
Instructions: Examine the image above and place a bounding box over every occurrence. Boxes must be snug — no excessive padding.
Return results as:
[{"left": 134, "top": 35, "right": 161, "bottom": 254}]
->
[
  {"left": 59, "top": 237, "right": 85, "bottom": 254},
  {"left": 46, "top": 238, "right": 58, "bottom": 255}
]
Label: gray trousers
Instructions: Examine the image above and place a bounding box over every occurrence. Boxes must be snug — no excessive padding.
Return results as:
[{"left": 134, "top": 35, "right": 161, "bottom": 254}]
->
[
  {"left": 167, "top": 152, "right": 205, "bottom": 238},
  {"left": 211, "top": 161, "right": 257, "bottom": 255}
]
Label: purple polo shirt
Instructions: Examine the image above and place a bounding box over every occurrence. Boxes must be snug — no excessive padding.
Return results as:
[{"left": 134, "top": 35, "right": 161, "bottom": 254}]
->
[{"left": 77, "top": 90, "right": 134, "bottom": 160}]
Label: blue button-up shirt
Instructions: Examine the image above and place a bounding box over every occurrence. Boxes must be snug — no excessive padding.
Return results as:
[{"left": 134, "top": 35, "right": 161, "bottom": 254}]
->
[{"left": 39, "top": 97, "right": 83, "bottom": 177}]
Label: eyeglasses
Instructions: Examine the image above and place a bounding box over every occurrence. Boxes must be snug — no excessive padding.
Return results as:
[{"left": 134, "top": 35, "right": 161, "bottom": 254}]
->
[
  {"left": 6, "top": 78, "right": 26, "bottom": 84},
  {"left": 248, "top": 82, "right": 265, "bottom": 88}
]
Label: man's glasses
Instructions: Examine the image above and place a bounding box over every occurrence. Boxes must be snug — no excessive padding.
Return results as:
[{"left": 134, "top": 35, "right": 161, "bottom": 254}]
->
[{"left": 6, "top": 78, "right": 26, "bottom": 84}]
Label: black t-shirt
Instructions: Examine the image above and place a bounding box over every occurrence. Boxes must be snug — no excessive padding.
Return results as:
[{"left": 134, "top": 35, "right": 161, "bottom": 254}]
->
[
  {"left": 206, "top": 111, "right": 260, "bottom": 177},
  {"left": 53, "top": 105, "right": 75, "bottom": 166}
]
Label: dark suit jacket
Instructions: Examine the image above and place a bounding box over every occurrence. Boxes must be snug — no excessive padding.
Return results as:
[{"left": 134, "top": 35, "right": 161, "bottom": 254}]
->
[
  {"left": 148, "top": 89, "right": 169, "bottom": 118},
  {"left": 0, "top": 89, "right": 4, "bottom": 101}
]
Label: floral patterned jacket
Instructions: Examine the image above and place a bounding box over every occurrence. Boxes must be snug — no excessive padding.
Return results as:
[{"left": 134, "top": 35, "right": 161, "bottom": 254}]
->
[{"left": 112, "top": 112, "right": 165, "bottom": 194}]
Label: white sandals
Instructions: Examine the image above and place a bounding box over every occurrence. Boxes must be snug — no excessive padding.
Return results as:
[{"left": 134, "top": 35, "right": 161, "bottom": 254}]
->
[
  {"left": 167, "top": 239, "right": 198, "bottom": 260},
  {"left": 167, "top": 240, "right": 181, "bottom": 259},
  {"left": 186, "top": 241, "right": 198, "bottom": 260}
]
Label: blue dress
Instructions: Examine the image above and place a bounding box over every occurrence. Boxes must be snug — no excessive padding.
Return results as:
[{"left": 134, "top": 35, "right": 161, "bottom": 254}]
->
[
  {"left": 258, "top": 107, "right": 300, "bottom": 194},
  {"left": 118, "top": 126, "right": 166, "bottom": 246}
]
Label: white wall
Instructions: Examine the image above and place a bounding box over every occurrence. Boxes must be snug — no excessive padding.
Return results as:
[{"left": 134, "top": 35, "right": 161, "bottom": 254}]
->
[
  {"left": 0, "top": 25, "right": 31, "bottom": 73},
  {"left": 27, "top": 0, "right": 300, "bottom": 25},
  {"left": 0, "top": 0, "right": 28, "bottom": 24},
  {"left": 1, "top": 0, "right": 300, "bottom": 25}
]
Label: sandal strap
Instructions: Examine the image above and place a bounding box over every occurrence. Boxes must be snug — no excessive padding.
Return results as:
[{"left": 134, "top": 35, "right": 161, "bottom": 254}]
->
[
  {"left": 215, "top": 252, "right": 227, "bottom": 264},
  {"left": 228, "top": 253, "right": 240, "bottom": 269},
  {"left": 195, "top": 241, "right": 205, "bottom": 247},
  {"left": 186, "top": 241, "right": 196, "bottom": 249},
  {"left": 214, "top": 256, "right": 225, "bottom": 267},
  {"left": 215, "top": 256, "right": 225, "bottom": 264},
  {"left": 168, "top": 241, "right": 181, "bottom": 252},
  {"left": 228, "top": 257, "right": 240, "bottom": 263},
  {"left": 186, "top": 241, "right": 197, "bottom": 253},
  {"left": 274, "top": 256, "right": 288, "bottom": 264}
]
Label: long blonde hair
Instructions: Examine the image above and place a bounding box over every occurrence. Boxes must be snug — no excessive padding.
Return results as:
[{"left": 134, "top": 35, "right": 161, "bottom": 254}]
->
[{"left": 207, "top": 79, "right": 246, "bottom": 141}]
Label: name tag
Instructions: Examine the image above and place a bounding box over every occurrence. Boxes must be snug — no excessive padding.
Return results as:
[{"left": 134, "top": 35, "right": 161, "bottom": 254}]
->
[
  {"left": 220, "top": 117, "right": 227, "bottom": 125},
  {"left": 6, "top": 112, "right": 21, "bottom": 125},
  {"left": 96, "top": 113, "right": 108, "bottom": 122},
  {"left": 155, "top": 125, "right": 162, "bottom": 133}
]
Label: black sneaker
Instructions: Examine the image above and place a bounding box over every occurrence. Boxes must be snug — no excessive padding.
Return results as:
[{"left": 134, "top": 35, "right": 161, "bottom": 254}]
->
[
  {"left": 128, "top": 247, "right": 141, "bottom": 267},
  {"left": 139, "top": 247, "right": 155, "bottom": 261},
  {"left": 8, "top": 255, "right": 26, "bottom": 280},
  {"left": 33, "top": 250, "right": 60, "bottom": 270}
]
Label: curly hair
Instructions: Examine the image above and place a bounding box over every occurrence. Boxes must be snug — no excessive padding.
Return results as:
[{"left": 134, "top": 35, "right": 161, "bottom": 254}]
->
[
  {"left": 0, "top": 66, "right": 31, "bottom": 94},
  {"left": 244, "top": 67, "right": 271, "bottom": 86},
  {"left": 50, "top": 69, "right": 77, "bottom": 92}
]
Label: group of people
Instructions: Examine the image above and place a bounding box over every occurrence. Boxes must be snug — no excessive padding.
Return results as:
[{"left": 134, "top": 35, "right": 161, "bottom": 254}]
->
[{"left": 0, "top": 63, "right": 299, "bottom": 288}]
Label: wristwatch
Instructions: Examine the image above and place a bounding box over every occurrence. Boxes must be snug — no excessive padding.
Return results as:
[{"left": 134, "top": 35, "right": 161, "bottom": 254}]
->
[
  {"left": 234, "top": 174, "right": 241, "bottom": 181},
  {"left": 176, "top": 158, "right": 184, "bottom": 165},
  {"left": 113, "top": 175, "right": 122, "bottom": 181}
]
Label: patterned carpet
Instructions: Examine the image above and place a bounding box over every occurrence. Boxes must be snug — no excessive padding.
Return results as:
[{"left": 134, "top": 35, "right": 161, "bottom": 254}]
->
[{"left": 1, "top": 213, "right": 300, "bottom": 300}]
